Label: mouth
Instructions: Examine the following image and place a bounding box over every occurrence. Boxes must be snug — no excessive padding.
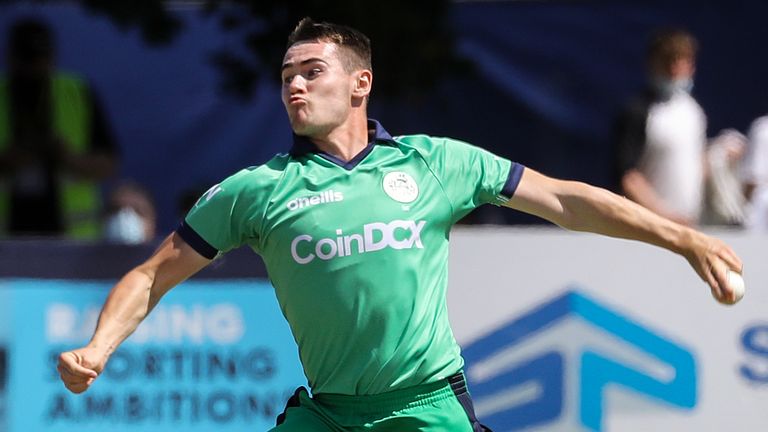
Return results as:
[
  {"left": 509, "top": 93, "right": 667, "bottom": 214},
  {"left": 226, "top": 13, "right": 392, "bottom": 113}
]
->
[{"left": 288, "top": 96, "right": 306, "bottom": 106}]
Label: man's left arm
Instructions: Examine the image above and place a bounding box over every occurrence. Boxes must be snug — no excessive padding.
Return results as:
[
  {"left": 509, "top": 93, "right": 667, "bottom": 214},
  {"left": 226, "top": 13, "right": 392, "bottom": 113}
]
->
[{"left": 504, "top": 167, "right": 743, "bottom": 303}]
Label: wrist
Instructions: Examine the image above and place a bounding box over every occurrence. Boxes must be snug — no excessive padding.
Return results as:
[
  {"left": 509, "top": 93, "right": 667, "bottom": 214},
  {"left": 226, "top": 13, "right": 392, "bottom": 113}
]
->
[
  {"left": 669, "top": 224, "right": 694, "bottom": 256},
  {"left": 86, "top": 339, "right": 117, "bottom": 357}
]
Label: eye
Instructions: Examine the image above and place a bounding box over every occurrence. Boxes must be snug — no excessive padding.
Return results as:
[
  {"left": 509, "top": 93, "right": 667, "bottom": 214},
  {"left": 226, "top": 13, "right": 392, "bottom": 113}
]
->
[
  {"left": 306, "top": 68, "right": 322, "bottom": 79},
  {"left": 282, "top": 74, "right": 294, "bottom": 85}
]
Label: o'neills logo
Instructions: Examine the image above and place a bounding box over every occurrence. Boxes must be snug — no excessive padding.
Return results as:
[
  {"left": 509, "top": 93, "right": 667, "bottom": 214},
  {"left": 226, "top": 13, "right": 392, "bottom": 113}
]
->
[
  {"left": 290, "top": 220, "right": 426, "bottom": 264},
  {"left": 286, "top": 190, "right": 344, "bottom": 211}
]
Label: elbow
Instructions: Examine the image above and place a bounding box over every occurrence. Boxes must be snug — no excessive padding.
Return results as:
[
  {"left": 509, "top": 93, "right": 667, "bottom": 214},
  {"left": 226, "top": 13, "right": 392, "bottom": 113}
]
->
[
  {"left": 557, "top": 183, "right": 622, "bottom": 233},
  {"left": 558, "top": 212, "right": 591, "bottom": 233}
]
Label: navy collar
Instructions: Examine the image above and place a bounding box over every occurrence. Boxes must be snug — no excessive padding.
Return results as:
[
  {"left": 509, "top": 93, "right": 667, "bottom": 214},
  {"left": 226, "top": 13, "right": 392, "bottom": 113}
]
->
[{"left": 289, "top": 119, "right": 396, "bottom": 170}]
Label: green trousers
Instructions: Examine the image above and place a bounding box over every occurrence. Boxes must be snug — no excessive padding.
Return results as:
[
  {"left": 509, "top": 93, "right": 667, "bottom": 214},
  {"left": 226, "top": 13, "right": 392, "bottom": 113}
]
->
[{"left": 270, "top": 372, "right": 489, "bottom": 431}]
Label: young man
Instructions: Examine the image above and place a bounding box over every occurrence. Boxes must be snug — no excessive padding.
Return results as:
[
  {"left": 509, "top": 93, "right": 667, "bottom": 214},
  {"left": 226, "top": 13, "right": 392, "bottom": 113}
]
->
[
  {"left": 614, "top": 29, "right": 706, "bottom": 227},
  {"left": 57, "top": 19, "right": 742, "bottom": 431}
]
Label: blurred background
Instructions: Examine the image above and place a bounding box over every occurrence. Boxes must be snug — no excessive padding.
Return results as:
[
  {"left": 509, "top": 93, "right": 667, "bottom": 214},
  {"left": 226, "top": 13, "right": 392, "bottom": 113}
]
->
[
  {"left": 0, "top": 1, "right": 767, "bottom": 431},
  {"left": 1, "top": 0, "right": 767, "bottom": 235}
]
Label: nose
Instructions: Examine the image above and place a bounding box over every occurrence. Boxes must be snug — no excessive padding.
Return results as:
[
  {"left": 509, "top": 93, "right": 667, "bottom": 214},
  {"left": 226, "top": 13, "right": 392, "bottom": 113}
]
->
[{"left": 287, "top": 75, "right": 306, "bottom": 94}]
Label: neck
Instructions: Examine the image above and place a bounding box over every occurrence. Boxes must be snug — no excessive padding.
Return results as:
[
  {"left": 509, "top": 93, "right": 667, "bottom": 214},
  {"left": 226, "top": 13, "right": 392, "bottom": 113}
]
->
[{"left": 310, "top": 114, "right": 370, "bottom": 162}]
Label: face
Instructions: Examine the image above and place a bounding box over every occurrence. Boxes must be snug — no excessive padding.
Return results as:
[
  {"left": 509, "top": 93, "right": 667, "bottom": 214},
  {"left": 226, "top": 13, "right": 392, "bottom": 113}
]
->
[
  {"left": 668, "top": 56, "right": 695, "bottom": 80},
  {"left": 652, "top": 55, "right": 695, "bottom": 80},
  {"left": 281, "top": 41, "right": 362, "bottom": 137}
]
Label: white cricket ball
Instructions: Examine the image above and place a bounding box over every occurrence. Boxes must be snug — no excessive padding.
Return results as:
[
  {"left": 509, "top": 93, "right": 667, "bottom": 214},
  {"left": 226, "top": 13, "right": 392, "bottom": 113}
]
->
[{"left": 722, "top": 270, "right": 745, "bottom": 305}]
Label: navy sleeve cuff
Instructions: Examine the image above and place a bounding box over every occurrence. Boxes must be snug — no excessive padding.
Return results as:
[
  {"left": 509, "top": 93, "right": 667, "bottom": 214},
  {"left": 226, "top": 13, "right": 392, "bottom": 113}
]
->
[
  {"left": 501, "top": 162, "right": 525, "bottom": 198},
  {"left": 176, "top": 221, "right": 219, "bottom": 260}
]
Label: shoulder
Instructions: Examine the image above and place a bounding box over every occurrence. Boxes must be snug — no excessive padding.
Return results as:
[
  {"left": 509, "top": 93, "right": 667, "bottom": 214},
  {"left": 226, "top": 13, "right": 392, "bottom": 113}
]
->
[
  {"left": 52, "top": 71, "right": 92, "bottom": 91},
  {"left": 681, "top": 93, "right": 706, "bottom": 115},
  {"left": 749, "top": 115, "right": 768, "bottom": 136},
  {"left": 49, "top": 71, "right": 96, "bottom": 102},
  {"left": 192, "top": 154, "right": 293, "bottom": 216},
  {"left": 221, "top": 153, "right": 293, "bottom": 192},
  {"left": 394, "top": 134, "right": 470, "bottom": 154},
  {"left": 393, "top": 133, "right": 437, "bottom": 149},
  {"left": 620, "top": 90, "right": 658, "bottom": 120}
]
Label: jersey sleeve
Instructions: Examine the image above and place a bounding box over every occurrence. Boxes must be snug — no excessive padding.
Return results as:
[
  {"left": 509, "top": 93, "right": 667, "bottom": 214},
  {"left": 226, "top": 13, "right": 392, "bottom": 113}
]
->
[
  {"left": 177, "top": 169, "right": 264, "bottom": 259},
  {"left": 407, "top": 136, "right": 524, "bottom": 221}
]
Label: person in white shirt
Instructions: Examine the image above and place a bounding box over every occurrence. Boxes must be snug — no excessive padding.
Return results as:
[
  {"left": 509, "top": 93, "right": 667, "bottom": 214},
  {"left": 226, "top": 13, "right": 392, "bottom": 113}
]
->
[
  {"left": 742, "top": 115, "right": 768, "bottom": 230},
  {"left": 615, "top": 29, "right": 706, "bottom": 226}
]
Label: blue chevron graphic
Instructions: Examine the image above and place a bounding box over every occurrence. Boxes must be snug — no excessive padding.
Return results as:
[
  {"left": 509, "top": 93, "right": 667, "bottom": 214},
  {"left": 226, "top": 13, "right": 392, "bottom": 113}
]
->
[{"left": 462, "top": 288, "right": 697, "bottom": 431}]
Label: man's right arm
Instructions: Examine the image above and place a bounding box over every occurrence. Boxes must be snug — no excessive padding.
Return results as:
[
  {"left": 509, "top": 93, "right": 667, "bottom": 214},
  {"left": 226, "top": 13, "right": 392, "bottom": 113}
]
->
[{"left": 57, "top": 231, "right": 212, "bottom": 393}]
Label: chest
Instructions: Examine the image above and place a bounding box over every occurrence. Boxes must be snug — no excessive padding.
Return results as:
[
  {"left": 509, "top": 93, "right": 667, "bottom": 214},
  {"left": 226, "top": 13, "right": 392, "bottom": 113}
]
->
[
  {"left": 645, "top": 96, "right": 706, "bottom": 156},
  {"left": 260, "top": 150, "right": 451, "bottom": 260}
]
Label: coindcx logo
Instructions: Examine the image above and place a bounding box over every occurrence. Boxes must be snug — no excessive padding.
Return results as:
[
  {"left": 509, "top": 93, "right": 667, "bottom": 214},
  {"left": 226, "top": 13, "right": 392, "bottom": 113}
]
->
[
  {"left": 290, "top": 220, "right": 426, "bottom": 264},
  {"left": 463, "top": 289, "right": 696, "bottom": 431}
]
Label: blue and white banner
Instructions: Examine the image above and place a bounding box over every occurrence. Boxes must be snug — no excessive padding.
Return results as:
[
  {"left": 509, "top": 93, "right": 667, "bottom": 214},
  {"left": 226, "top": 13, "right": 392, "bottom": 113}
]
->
[
  {"left": 2, "top": 279, "right": 304, "bottom": 432},
  {"left": 462, "top": 289, "right": 697, "bottom": 431},
  {"left": 1, "top": 228, "right": 766, "bottom": 431},
  {"left": 0, "top": 285, "right": 9, "bottom": 432},
  {"left": 448, "top": 228, "right": 768, "bottom": 432}
]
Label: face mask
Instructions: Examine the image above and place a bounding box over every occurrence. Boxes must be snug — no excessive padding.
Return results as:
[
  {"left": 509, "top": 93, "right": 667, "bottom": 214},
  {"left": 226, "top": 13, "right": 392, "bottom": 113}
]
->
[
  {"left": 654, "top": 77, "right": 694, "bottom": 96},
  {"left": 105, "top": 207, "right": 147, "bottom": 244}
]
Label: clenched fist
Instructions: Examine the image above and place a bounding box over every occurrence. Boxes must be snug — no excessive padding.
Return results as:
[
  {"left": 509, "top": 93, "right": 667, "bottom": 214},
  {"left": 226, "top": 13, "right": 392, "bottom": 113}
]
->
[{"left": 57, "top": 347, "right": 108, "bottom": 394}]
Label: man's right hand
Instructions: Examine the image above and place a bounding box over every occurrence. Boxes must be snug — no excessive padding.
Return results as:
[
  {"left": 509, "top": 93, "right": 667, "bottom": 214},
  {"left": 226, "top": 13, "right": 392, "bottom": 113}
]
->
[
  {"left": 57, "top": 347, "right": 108, "bottom": 394},
  {"left": 55, "top": 233, "right": 212, "bottom": 394}
]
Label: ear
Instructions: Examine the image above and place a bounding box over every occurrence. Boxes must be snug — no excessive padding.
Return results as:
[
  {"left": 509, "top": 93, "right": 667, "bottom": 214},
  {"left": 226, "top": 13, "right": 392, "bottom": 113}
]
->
[{"left": 352, "top": 70, "right": 373, "bottom": 99}]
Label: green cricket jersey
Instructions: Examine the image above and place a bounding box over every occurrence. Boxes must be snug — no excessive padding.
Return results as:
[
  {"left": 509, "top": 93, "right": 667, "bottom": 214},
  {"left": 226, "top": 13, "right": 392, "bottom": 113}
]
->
[{"left": 178, "top": 120, "right": 524, "bottom": 395}]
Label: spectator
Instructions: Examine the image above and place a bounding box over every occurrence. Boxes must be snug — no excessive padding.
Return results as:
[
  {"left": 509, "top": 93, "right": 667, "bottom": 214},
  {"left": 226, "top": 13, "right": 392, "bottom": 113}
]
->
[
  {"left": 741, "top": 115, "right": 768, "bottom": 230},
  {"left": 103, "top": 181, "right": 157, "bottom": 244},
  {"left": 614, "top": 29, "right": 705, "bottom": 226},
  {"left": 0, "top": 17, "right": 117, "bottom": 239}
]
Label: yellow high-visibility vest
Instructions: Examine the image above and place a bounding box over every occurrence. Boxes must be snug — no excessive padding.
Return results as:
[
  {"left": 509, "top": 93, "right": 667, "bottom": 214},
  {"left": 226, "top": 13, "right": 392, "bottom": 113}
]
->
[{"left": 0, "top": 72, "right": 101, "bottom": 239}]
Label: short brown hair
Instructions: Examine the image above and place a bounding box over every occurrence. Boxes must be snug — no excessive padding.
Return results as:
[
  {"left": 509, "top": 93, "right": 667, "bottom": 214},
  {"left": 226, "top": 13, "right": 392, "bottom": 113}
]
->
[
  {"left": 647, "top": 29, "right": 698, "bottom": 71},
  {"left": 287, "top": 17, "right": 372, "bottom": 72}
]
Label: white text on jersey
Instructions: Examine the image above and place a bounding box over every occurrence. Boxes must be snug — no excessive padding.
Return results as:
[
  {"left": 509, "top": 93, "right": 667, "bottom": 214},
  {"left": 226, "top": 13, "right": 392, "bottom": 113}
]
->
[
  {"left": 290, "top": 220, "right": 426, "bottom": 264},
  {"left": 286, "top": 190, "right": 344, "bottom": 211}
]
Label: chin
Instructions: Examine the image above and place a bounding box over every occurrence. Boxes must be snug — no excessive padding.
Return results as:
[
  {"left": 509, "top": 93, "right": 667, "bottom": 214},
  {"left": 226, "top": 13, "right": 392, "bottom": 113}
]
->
[
  {"left": 290, "top": 122, "right": 312, "bottom": 136},
  {"left": 291, "top": 120, "right": 330, "bottom": 138},
  {"left": 288, "top": 114, "right": 312, "bottom": 134}
]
